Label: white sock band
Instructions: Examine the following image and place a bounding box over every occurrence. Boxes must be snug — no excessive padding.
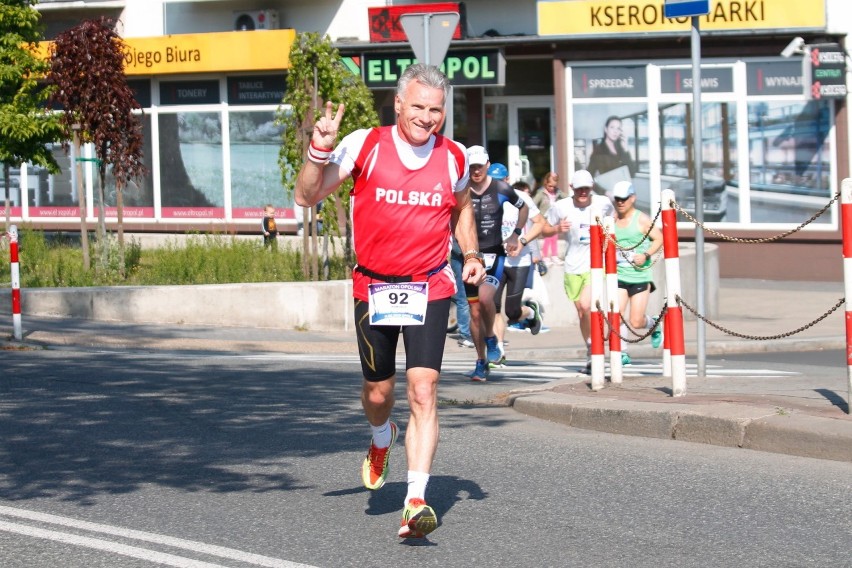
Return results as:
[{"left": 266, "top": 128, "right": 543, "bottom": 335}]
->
[
  {"left": 370, "top": 420, "right": 392, "bottom": 448},
  {"left": 405, "top": 470, "right": 430, "bottom": 504}
]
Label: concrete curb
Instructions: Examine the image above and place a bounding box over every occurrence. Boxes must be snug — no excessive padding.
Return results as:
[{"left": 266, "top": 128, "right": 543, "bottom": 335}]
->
[{"left": 509, "top": 392, "right": 852, "bottom": 463}]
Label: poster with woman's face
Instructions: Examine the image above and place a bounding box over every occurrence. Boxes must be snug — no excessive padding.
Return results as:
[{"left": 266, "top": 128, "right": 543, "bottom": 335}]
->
[{"left": 573, "top": 103, "right": 647, "bottom": 198}]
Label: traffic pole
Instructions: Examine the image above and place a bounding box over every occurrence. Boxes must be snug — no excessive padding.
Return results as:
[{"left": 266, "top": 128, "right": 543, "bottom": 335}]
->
[
  {"left": 603, "top": 217, "right": 622, "bottom": 384},
  {"left": 9, "top": 225, "right": 22, "bottom": 341},
  {"left": 660, "top": 190, "right": 686, "bottom": 396},
  {"left": 589, "top": 206, "right": 606, "bottom": 390},
  {"left": 840, "top": 178, "right": 852, "bottom": 414}
]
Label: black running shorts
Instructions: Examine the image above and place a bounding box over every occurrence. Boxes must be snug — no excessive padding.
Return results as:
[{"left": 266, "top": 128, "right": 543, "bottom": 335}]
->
[{"left": 354, "top": 298, "right": 451, "bottom": 382}]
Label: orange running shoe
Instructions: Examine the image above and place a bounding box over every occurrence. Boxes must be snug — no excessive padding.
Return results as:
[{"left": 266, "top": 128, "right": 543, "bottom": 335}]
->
[
  {"left": 361, "top": 422, "right": 398, "bottom": 490},
  {"left": 398, "top": 498, "right": 438, "bottom": 538}
]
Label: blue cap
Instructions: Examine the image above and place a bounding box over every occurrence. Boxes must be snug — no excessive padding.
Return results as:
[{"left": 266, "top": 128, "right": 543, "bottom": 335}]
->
[{"left": 488, "top": 163, "right": 508, "bottom": 179}]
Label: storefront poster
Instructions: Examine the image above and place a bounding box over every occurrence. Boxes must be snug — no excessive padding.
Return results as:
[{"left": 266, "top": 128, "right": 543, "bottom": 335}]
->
[{"left": 572, "top": 103, "right": 647, "bottom": 199}]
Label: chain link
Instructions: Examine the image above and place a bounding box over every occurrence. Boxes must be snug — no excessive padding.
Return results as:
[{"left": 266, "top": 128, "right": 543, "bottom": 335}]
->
[
  {"left": 676, "top": 295, "right": 845, "bottom": 340},
  {"left": 670, "top": 191, "right": 840, "bottom": 243},
  {"left": 595, "top": 300, "right": 668, "bottom": 344},
  {"left": 599, "top": 206, "right": 664, "bottom": 272}
]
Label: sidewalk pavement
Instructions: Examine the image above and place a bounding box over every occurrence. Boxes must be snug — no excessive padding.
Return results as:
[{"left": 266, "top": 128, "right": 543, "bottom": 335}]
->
[{"left": 2, "top": 278, "right": 851, "bottom": 463}]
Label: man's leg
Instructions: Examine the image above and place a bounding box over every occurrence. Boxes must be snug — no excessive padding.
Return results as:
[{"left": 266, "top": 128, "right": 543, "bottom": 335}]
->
[
  {"left": 478, "top": 283, "right": 502, "bottom": 363},
  {"left": 575, "top": 282, "right": 592, "bottom": 346},
  {"left": 403, "top": 367, "right": 439, "bottom": 474},
  {"left": 396, "top": 300, "right": 448, "bottom": 538},
  {"left": 354, "top": 298, "right": 402, "bottom": 491}
]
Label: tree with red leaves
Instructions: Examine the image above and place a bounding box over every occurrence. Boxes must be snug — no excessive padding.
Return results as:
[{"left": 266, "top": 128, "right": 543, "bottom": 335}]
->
[{"left": 47, "top": 17, "right": 145, "bottom": 274}]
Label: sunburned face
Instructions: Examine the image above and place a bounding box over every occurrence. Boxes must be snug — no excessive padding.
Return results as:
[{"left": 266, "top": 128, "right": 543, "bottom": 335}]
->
[{"left": 394, "top": 80, "right": 446, "bottom": 147}]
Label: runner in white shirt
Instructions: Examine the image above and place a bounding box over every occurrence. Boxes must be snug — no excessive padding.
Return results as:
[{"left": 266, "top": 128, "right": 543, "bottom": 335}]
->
[{"left": 545, "top": 169, "right": 615, "bottom": 370}]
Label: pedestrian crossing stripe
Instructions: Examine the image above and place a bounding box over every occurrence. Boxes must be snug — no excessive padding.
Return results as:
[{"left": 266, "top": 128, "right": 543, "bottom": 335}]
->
[{"left": 235, "top": 354, "right": 800, "bottom": 381}]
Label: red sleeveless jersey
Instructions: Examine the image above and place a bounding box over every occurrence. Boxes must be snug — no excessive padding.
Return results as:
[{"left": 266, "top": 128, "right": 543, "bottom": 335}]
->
[{"left": 349, "top": 126, "right": 464, "bottom": 301}]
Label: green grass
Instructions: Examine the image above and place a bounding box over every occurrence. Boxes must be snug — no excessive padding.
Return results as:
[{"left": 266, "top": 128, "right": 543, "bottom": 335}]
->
[{"left": 0, "top": 229, "right": 348, "bottom": 288}]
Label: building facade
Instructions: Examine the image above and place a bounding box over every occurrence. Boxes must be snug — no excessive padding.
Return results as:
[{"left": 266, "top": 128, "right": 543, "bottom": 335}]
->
[{"left": 8, "top": 0, "right": 852, "bottom": 279}]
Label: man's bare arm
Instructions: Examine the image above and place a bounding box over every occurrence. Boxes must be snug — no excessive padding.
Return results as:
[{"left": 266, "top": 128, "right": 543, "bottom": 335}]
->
[{"left": 294, "top": 101, "right": 348, "bottom": 207}]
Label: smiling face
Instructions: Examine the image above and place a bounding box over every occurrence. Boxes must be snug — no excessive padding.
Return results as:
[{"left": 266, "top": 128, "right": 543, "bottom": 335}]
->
[
  {"left": 572, "top": 185, "right": 593, "bottom": 207},
  {"left": 394, "top": 79, "right": 446, "bottom": 147}
]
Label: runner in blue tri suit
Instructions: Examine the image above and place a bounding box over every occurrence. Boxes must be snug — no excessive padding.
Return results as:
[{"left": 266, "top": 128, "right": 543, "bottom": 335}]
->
[{"left": 463, "top": 146, "right": 528, "bottom": 381}]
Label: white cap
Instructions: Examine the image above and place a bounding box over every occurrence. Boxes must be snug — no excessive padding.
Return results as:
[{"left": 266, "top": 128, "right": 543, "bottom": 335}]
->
[
  {"left": 612, "top": 180, "right": 635, "bottom": 199},
  {"left": 467, "top": 145, "right": 489, "bottom": 166},
  {"left": 571, "top": 169, "right": 594, "bottom": 189}
]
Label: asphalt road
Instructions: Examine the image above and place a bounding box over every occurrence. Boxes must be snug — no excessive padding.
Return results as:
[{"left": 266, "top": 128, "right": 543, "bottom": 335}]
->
[{"left": 1, "top": 349, "right": 850, "bottom": 567}]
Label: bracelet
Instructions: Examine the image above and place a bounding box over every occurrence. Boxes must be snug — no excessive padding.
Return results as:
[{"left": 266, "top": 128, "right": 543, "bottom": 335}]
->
[
  {"left": 307, "top": 141, "right": 333, "bottom": 164},
  {"left": 463, "top": 250, "right": 485, "bottom": 267}
]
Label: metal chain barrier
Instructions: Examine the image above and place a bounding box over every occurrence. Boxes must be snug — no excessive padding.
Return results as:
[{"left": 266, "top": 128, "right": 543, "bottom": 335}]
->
[
  {"left": 595, "top": 300, "right": 667, "bottom": 344},
  {"left": 599, "top": 205, "right": 664, "bottom": 271},
  {"left": 676, "top": 295, "right": 845, "bottom": 340},
  {"left": 670, "top": 191, "right": 840, "bottom": 243}
]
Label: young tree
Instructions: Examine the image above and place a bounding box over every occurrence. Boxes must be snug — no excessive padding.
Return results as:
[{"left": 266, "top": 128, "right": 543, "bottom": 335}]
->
[
  {"left": 278, "top": 32, "right": 378, "bottom": 281},
  {"left": 47, "top": 17, "right": 146, "bottom": 275},
  {"left": 0, "top": 0, "right": 64, "bottom": 232}
]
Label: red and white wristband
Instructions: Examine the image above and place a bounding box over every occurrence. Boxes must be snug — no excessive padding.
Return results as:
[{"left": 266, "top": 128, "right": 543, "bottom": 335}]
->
[{"left": 308, "top": 141, "right": 333, "bottom": 164}]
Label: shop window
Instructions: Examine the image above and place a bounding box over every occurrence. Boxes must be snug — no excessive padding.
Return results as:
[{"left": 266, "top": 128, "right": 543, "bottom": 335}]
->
[
  {"left": 103, "top": 113, "right": 155, "bottom": 218},
  {"left": 158, "top": 111, "right": 225, "bottom": 218},
  {"left": 228, "top": 110, "right": 289, "bottom": 218},
  {"left": 746, "top": 100, "right": 831, "bottom": 224},
  {"left": 27, "top": 142, "right": 73, "bottom": 216},
  {"left": 658, "top": 102, "right": 736, "bottom": 222}
]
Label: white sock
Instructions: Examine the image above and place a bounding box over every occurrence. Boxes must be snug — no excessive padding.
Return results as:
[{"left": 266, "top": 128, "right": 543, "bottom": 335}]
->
[
  {"left": 405, "top": 470, "right": 430, "bottom": 504},
  {"left": 370, "top": 420, "right": 392, "bottom": 448}
]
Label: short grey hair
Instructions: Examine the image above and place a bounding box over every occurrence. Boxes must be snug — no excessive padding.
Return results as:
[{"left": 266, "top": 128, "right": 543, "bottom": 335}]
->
[{"left": 396, "top": 63, "right": 450, "bottom": 106}]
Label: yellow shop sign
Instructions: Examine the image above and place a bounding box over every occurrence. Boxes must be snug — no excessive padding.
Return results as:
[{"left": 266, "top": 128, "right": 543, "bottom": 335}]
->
[
  {"left": 538, "top": 0, "right": 825, "bottom": 36},
  {"left": 38, "top": 29, "right": 296, "bottom": 75}
]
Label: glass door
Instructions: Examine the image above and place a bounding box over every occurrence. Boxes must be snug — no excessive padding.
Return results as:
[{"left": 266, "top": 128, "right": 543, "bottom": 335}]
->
[{"left": 483, "top": 97, "right": 554, "bottom": 188}]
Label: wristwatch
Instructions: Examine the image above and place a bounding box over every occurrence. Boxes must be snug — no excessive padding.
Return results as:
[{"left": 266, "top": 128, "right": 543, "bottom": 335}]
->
[
  {"left": 513, "top": 227, "right": 523, "bottom": 236},
  {"left": 519, "top": 237, "right": 528, "bottom": 247}
]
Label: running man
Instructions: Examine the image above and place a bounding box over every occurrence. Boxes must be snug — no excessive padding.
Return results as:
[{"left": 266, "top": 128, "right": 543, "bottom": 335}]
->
[
  {"left": 612, "top": 180, "right": 663, "bottom": 363},
  {"left": 464, "top": 147, "right": 528, "bottom": 381},
  {"left": 545, "top": 169, "right": 615, "bottom": 371},
  {"left": 294, "top": 64, "right": 486, "bottom": 539}
]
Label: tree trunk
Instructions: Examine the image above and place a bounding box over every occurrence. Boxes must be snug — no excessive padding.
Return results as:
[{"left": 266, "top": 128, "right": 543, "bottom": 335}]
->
[
  {"left": 73, "top": 128, "right": 91, "bottom": 271},
  {"left": 117, "top": 181, "right": 125, "bottom": 278},
  {"left": 3, "top": 163, "right": 11, "bottom": 233},
  {"left": 301, "top": 207, "right": 309, "bottom": 278},
  {"left": 97, "top": 164, "right": 107, "bottom": 273}
]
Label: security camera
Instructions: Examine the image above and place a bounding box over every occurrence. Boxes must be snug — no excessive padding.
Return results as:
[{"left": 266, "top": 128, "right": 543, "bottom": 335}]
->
[{"left": 781, "top": 37, "right": 806, "bottom": 58}]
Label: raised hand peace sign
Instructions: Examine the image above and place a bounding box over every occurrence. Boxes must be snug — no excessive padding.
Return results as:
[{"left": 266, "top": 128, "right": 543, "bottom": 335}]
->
[{"left": 313, "top": 101, "right": 345, "bottom": 150}]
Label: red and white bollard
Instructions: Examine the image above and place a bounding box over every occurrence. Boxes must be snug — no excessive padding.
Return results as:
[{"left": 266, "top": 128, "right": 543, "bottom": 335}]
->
[
  {"left": 660, "top": 190, "right": 686, "bottom": 396},
  {"left": 603, "top": 217, "right": 623, "bottom": 384},
  {"left": 589, "top": 206, "right": 606, "bottom": 390},
  {"left": 840, "top": 178, "right": 852, "bottom": 414},
  {"left": 9, "top": 225, "right": 22, "bottom": 341}
]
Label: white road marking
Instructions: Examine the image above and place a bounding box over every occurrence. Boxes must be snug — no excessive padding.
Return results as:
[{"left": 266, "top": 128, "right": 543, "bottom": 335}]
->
[
  {"left": 180, "top": 353, "right": 800, "bottom": 380},
  {"left": 0, "top": 505, "right": 317, "bottom": 568}
]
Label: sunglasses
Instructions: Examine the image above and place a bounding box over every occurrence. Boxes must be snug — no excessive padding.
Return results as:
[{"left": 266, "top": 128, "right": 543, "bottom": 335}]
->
[{"left": 613, "top": 196, "right": 631, "bottom": 203}]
